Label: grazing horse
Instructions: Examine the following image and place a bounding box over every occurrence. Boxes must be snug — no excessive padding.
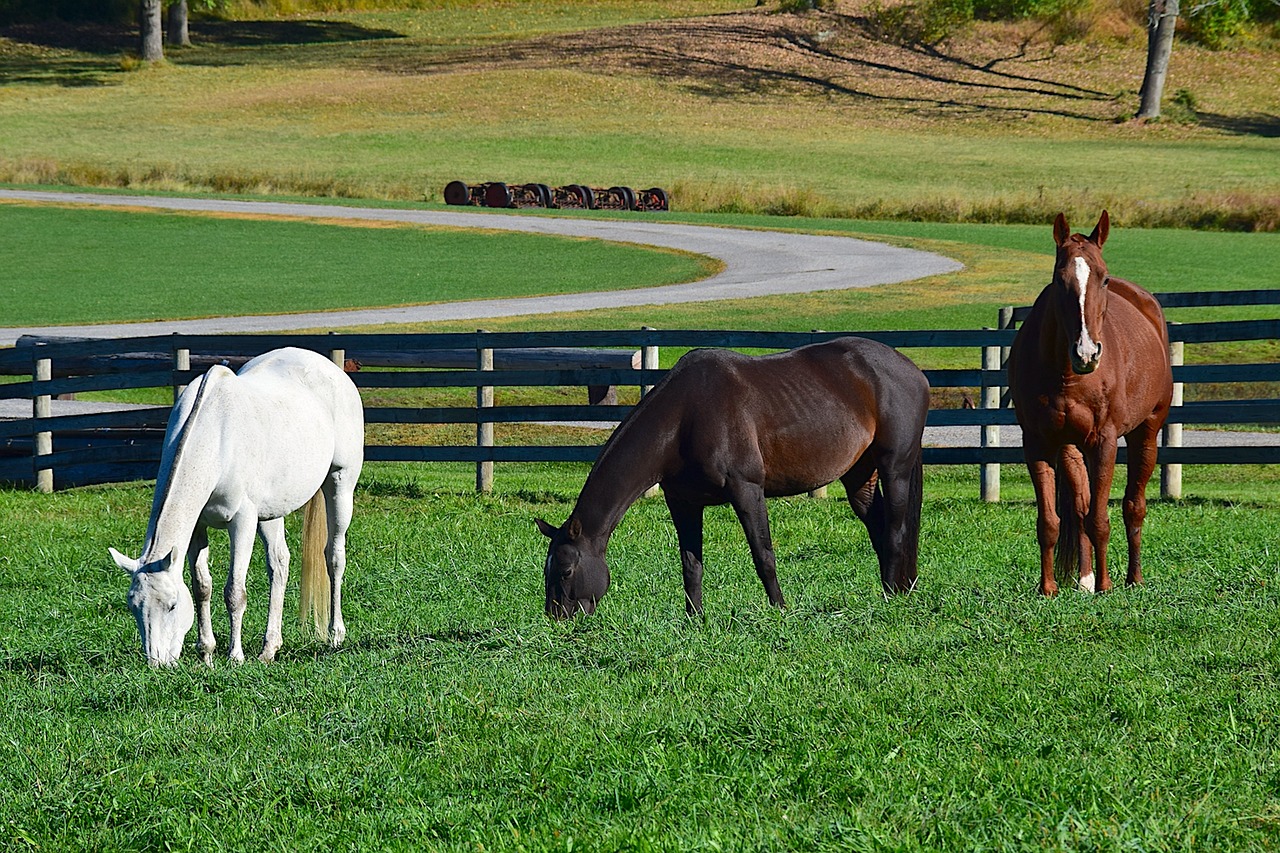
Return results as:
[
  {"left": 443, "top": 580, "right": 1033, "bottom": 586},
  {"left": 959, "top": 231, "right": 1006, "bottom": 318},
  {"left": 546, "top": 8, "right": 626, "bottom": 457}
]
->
[
  {"left": 1008, "top": 211, "right": 1173, "bottom": 596},
  {"left": 110, "top": 347, "right": 364, "bottom": 666},
  {"left": 536, "top": 337, "right": 929, "bottom": 618}
]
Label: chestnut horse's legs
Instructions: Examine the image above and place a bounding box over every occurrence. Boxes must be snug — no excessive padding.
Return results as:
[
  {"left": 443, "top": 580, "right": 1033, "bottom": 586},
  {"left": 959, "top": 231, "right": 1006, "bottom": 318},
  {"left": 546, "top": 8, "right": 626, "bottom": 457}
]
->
[
  {"left": 1122, "top": 421, "right": 1161, "bottom": 587},
  {"left": 665, "top": 494, "right": 706, "bottom": 617},
  {"left": 725, "top": 478, "right": 785, "bottom": 610},
  {"left": 1083, "top": 436, "right": 1120, "bottom": 593},
  {"left": 1059, "top": 446, "right": 1097, "bottom": 592},
  {"left": 1026, "top": 451, "right": 1061, "bottom": 596}
]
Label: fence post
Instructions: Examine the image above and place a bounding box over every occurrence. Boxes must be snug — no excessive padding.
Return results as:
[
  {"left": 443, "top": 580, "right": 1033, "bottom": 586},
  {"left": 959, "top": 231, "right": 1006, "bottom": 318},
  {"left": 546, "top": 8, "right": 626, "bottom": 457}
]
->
[
  {"left": 809, "top": 329, "right": 828, "bottom": 499},
  {"left": 476, "top": 331, "right": 494, "bottom": 494},
  {"left": 640, "top": 326, "right": 660, "bottom": 498},
  {"left": 173, "top": 339, "right": 190, "bottom": 404},
  {"left": 1162, "top": 330, "right": 1184, "bottom": 500},
  {"left": 980, "top": 329, "right": 1001, "bottom": 503},
  {"left": 34, "top": 351, "right": 52, "bottom": 493}
]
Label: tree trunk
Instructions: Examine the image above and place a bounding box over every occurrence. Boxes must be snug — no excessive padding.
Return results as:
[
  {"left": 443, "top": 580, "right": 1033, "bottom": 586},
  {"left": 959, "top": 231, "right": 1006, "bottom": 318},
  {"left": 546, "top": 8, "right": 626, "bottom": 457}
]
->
[
  {"left": 167, "top": 0, "right": 190, "bottom": 47},
  {"left": 1136, "top": 0, "right": 1179, "bottom": 119},
  {"left": 139, "top": 0, "right": 164, "bottom": 61}
]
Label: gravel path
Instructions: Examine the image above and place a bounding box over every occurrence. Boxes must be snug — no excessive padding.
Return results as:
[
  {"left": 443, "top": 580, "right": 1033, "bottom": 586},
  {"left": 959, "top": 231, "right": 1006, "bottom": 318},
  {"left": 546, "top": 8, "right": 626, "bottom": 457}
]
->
[{"left": 0, "top": 189, "right": 962, "bottom": 346}]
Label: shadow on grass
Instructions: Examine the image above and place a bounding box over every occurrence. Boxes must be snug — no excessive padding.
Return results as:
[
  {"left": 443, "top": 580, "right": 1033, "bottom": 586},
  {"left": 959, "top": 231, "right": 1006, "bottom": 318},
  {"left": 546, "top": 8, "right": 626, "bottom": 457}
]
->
[
  {"left": 192, "top": 18, "right": 402, "bottom": 48},
  {"left": 1196, "top": 111, "right": 1280, "bottom": 139},
  {"left": 0, "top": 18, "right": 404, "bottom": 84}
]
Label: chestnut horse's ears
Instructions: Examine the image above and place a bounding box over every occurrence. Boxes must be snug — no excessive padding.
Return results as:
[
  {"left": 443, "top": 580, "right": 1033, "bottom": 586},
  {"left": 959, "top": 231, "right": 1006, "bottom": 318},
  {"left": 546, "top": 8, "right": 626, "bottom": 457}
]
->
[
  {"left": 1052, "top": 212, "right": 1069, "bottom": 247},
  {"left": 535, "top": 518, "right": 557, "bottom": 539},
  {"left": 1089, "top": 210, "right": 1110, "bottom": 248}
]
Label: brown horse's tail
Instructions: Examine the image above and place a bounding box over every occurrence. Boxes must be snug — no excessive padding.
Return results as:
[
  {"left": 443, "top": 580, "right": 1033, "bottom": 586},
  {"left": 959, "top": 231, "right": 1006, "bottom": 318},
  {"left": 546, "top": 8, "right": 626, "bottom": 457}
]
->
[
  {"left": 298, "top": 489, "right": 331, "bottom": 640},
  {"left": 1052, "top": 456, "right": 1080, "bottom": 589}
]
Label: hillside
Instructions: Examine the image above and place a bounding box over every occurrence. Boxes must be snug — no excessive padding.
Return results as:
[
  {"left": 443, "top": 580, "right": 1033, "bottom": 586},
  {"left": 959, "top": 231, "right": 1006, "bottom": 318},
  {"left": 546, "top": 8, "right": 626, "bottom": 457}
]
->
[{"left": 0, "top": 0, "right": 1276, "bottom": 227}]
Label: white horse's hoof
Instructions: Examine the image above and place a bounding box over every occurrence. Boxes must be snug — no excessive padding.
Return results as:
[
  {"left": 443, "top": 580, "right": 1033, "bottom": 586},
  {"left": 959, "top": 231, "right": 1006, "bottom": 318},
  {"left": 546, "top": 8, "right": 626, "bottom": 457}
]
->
[{"left": 1076, "top": 573, "right": 1096, "bottom": 594}]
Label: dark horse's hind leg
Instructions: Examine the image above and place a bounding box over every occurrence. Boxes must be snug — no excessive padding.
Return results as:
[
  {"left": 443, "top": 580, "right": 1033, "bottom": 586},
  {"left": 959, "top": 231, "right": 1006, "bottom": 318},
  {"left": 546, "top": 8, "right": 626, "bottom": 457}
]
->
[
  {"left": 842, "top": 450, "right": 921, "bottom": 594},
  {"left": 725, "top": 478, "right": 786, "bottom": 610},
  {"left": 664, "top": 494, "right": 706, "bottom": 617}
]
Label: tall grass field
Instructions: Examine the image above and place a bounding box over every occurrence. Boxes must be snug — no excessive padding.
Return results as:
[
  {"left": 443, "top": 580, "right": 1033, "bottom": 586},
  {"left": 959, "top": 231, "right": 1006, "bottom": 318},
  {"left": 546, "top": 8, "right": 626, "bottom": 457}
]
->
[{"left": 2, "top": 462, "right": 1278, "bottom": 850}]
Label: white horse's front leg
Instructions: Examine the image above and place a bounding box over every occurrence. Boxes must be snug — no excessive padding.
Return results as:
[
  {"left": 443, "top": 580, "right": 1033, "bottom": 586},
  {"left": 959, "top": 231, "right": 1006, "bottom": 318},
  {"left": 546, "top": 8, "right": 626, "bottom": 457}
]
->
[
  {"left": 257, "top": 517, "right": 290, "bottom": 663},
  {"left": 188, "top": 526, "right": 216, "bottom": 665},
  {"left": 225, "top": 514, "right": 256, "bottom": 664}
]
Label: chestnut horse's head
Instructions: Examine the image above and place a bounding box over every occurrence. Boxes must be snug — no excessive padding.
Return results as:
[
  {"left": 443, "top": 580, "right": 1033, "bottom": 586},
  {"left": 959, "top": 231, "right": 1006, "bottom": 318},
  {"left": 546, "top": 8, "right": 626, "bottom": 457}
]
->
[
  {"left": 1051, "top": 210, "right": 1112, "bottom": 375},
  {"left": 536, "top": 516, "right": 610, "bottom": 619}
]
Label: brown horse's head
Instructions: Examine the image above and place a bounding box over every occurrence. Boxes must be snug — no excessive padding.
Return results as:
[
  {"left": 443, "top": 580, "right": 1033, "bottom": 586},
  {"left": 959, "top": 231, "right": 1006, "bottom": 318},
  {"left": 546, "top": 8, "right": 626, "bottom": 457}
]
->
[
  {"left": 535, "top": 516, "right": 609, "bottom": 619},
  {"left": 1051, "top": 210, "right": 1111, "bottom": 375}
]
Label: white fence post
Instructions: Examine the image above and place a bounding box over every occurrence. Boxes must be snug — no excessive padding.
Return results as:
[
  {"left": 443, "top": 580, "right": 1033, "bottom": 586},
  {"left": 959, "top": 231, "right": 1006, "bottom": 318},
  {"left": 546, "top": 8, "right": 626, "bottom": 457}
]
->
[
  {"left": 809, "top": 329, "right": 828, "bottom": 499},
  {"left": 980, "top": 329, "right": 1001, "bottom": 503},
  {"left": 1162, "top": 330, "right": 1184, "bottom": 500},
  {"left": 173, "top": 341, "right": 190, "bottom": 404},
  {"left": 476, "top": 332, "right": 494, "bottom": 494},
  {"left": 34, "top": 352, "right": 52, "bottom": 493},
  {"left": 640, "top": 326, "right": 660, "bottom": 499}
]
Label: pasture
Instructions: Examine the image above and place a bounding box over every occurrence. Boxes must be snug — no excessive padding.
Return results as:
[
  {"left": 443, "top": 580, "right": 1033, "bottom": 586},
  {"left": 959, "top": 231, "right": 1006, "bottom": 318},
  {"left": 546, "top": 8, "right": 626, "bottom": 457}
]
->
[{"left": 2, "top": 462, "right": 1279, "bottom": 850}]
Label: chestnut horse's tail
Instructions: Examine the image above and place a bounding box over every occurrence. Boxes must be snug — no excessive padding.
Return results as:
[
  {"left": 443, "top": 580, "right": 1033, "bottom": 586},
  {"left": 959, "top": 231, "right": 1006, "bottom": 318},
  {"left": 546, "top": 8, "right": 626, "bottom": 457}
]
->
[
  {"left": 1052, "top": 456, "right": 1080, "bottom": 589},
  {"left": 298, "top": 489, "right": 331, "bottom": 640}
]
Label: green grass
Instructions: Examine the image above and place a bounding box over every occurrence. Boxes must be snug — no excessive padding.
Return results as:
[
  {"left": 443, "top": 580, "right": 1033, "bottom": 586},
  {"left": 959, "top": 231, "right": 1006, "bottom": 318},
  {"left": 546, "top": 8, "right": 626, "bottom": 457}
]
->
[
  {"left": 0, "top": 203, "right": 713, "bottom": 326},
  {"left": 2, "top": 463, "right": 1279, "bottom": 850}
]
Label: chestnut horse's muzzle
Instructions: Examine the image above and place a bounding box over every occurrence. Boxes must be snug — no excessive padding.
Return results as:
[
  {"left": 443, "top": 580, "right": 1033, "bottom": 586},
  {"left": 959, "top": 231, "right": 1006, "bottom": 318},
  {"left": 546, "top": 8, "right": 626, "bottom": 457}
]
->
[{"left": 1071, "top": 340, "right": 1102, "bottom": 375}]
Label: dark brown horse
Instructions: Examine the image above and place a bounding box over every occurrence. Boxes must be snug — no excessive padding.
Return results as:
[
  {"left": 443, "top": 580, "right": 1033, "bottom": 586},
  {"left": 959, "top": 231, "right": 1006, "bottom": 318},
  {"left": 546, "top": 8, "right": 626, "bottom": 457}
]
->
[
  {"left": 536, "top": 336, "right": 929, "bottom": 618},
  {"left": 1008, "top": 211, "right": 1173, "bottom": 596}
]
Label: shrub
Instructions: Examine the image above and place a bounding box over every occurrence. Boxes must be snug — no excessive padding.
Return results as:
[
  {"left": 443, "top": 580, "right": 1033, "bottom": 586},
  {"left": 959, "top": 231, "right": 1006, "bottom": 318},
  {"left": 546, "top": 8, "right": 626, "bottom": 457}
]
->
[
  {"left": 1182, "top": 0, "right": 1252, "bottom": 46},
  {"left": 866, "top": 0, "right": 975, "bottom": 44}
]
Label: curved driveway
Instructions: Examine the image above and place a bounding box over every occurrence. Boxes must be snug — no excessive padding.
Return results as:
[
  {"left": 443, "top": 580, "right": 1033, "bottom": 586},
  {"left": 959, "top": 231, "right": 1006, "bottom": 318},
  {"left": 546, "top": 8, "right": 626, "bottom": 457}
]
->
[{"left": 0, "top": 189, "right": 962, "bottom": 345}]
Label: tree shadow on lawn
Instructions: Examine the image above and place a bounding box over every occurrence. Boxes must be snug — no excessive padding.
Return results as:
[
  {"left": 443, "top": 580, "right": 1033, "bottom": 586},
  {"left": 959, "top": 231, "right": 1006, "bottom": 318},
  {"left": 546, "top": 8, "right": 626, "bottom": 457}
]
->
[
  {"left": 1196, "top": 111, "right": 1280, "bottom": 139},
  {"left": 0, "top": 18, "right": 403, "bottom": 84}
]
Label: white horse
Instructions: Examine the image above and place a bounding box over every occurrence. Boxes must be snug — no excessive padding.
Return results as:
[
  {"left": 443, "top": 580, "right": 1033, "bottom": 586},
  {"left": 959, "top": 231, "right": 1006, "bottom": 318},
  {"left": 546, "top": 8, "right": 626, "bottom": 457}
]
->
[{"left": 110, "top": 347, "right": 364, "bottom": 666}]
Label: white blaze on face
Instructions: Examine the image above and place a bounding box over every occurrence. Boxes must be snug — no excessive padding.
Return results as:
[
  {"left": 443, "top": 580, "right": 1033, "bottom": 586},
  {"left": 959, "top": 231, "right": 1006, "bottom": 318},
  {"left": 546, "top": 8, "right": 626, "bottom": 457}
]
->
[{"left": 1073, "top": 256, "right": 1100, "bottom": 365}]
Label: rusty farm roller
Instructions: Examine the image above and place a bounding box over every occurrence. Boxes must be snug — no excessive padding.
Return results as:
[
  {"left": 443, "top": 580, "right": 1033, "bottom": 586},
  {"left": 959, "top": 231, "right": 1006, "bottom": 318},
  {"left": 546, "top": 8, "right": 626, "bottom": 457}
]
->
[{"left": 444, "top": 181, "right": 669, "bottom": 212}]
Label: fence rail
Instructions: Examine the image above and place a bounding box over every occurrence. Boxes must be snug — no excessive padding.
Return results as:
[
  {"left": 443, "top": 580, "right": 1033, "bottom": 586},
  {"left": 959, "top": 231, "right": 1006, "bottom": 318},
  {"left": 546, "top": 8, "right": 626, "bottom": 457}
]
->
[{"left": 2, "top": 290, "right": 1277, "bottom": 495}]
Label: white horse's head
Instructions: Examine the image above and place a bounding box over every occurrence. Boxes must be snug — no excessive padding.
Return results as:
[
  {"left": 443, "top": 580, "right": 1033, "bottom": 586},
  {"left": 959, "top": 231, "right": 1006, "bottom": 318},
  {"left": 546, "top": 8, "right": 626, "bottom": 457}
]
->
[{"left": 110, "top": 548, "right": 194, "bottom": 667}]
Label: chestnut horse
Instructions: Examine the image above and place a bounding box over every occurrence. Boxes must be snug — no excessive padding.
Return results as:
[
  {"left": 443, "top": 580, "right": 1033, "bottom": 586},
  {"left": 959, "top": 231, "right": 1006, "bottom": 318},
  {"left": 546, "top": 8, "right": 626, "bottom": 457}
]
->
[
  {"left": 1008, "top": 211, "right": 1172, "bottom": 596},
  {"left": 536, "top": 336, "right": 929, "bottom": 618}
]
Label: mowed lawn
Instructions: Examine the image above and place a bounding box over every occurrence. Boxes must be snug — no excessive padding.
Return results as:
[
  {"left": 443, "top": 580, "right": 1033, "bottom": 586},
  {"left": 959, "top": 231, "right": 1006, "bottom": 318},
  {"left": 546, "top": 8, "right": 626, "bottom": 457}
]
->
[
  {"left": 1, "top": 462, "right": 1277, "bottom": 850},
  {"left": 0, "top": 202, "right": 714, "bottom": 327}
]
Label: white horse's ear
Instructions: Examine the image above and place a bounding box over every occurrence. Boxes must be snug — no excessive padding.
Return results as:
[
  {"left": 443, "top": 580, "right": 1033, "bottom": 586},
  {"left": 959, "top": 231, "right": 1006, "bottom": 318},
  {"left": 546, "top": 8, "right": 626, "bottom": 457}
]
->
[{"left": 110, "top": 547, "right": 140, "bottom": 574}]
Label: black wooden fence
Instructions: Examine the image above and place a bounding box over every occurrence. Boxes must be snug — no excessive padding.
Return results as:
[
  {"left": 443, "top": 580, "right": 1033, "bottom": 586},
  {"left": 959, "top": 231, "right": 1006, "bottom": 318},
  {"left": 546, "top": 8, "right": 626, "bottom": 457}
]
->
[{"left": 1, "top": 290, "right": 1277, "bottom": 496}]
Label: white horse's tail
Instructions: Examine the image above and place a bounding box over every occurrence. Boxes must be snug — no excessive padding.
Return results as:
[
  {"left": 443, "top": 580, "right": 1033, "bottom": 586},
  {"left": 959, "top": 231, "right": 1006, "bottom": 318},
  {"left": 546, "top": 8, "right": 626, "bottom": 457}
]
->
[{"left": 298, "top": 490, "right": 331, "bottom": 640}]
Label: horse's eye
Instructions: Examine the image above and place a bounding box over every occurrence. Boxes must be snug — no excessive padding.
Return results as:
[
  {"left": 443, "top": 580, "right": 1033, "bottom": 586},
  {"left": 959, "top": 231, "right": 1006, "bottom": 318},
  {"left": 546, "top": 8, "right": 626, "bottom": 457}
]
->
[
  {"left": 168, "top": 600, "right": 179, "bottom": 612},
  {"left": 1102, "top": 276, "right": 1110, "bottom": 288}
]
